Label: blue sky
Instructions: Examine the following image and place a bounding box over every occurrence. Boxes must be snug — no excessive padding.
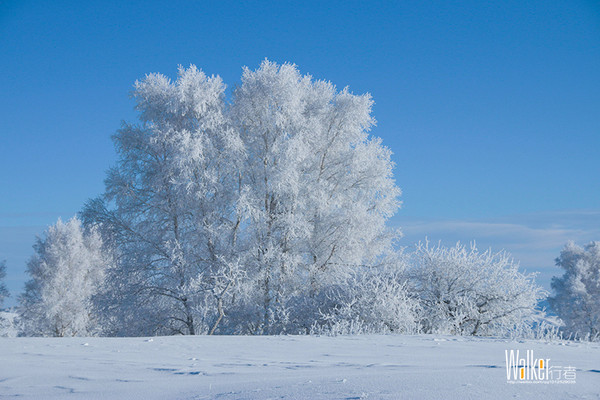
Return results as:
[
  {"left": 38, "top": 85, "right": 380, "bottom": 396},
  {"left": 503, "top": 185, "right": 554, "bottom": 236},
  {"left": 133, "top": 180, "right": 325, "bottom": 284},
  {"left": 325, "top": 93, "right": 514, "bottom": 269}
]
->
[{"left": 1, "top": 0, "right": 599, "bottom": 306}]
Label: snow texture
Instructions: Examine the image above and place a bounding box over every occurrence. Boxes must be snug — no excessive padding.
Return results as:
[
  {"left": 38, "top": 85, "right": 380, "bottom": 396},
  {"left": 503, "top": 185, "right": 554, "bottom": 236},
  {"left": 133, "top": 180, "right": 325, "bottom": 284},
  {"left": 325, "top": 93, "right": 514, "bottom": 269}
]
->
[{"left": 1, "top": 334, "right": 598, "bottom": 399}]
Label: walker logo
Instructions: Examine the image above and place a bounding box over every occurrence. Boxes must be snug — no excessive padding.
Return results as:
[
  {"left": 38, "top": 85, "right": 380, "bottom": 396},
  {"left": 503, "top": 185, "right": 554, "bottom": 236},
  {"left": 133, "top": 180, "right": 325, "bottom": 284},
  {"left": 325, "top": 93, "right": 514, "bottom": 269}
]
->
[{"left": 505, "top": 350, "right": 576, "bottom": 384}]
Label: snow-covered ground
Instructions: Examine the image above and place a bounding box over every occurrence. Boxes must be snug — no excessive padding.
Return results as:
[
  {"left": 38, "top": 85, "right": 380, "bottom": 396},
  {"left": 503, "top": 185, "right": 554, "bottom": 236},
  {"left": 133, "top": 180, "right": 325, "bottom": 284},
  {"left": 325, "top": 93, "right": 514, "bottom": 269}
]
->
[{"left": 0, "top": 334, "right": 598, "bottom": 399}]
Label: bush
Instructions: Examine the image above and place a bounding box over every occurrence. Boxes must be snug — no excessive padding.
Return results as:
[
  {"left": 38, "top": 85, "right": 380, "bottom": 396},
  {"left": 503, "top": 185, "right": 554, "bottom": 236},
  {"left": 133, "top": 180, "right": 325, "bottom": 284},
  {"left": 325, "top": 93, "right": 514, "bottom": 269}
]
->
[{"left": 409, "top": 241, "right": 545, "bottom": 336}]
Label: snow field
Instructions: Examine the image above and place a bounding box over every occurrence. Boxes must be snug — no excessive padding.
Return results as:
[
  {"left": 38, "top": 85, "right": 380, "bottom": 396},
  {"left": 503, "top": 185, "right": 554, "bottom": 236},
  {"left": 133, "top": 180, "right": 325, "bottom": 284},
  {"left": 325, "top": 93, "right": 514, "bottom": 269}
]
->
[{"left": 1, "top": 334, "right": 599, "bottom": 399}]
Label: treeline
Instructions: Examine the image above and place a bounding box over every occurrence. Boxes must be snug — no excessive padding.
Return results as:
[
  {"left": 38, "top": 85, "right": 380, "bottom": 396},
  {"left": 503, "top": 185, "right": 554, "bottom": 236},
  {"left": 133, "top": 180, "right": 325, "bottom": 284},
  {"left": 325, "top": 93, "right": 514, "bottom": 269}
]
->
[
  {"left": 3, "top": 61, "right": 598, "bottom": 338},
  {"left": 14, "top": 218, "right": 546, "bottom": 337}
]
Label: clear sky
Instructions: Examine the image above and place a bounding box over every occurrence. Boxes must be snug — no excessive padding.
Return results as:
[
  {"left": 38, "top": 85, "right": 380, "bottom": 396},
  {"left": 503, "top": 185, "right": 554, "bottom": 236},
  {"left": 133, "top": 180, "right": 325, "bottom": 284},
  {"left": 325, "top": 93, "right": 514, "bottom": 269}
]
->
[{"left": 1, "top": 0, "right": 599, "bottom": 306}]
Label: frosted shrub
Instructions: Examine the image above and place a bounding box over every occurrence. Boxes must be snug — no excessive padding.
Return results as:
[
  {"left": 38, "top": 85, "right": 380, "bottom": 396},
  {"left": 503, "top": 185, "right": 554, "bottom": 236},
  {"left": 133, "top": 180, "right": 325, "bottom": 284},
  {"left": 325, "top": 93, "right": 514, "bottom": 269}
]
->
[
  {"left": 410, "top": 241, "right": 544, "bottom": 336},
  {"left": 311, "top": 260, "right": 420, "bottom": 335}
]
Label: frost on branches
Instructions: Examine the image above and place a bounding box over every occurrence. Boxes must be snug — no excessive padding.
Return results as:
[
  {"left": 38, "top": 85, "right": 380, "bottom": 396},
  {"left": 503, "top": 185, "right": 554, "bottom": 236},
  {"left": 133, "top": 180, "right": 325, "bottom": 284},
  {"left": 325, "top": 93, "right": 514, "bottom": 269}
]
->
[
  {"left": 73, "top": 60, "right": 546, "bottom": 337},
  {"left": 83, "top": 60, "right": 401, "bottom": 335},
  {"left": 0, "top": 260, "right": 8, "bottom": 309},
  {"left": 83, "top": 66, "right": 243, "bottom": 336},
  {"left": 230, "top": 61, "right": 400, "bottom": 333},
  {"left": 550, "top": 241, "right": 600, "bottom": 338},
  {"left": 311, "top": 254, "right": 421, "bottom": 335},
  {"left": 0, "top": 261, "right": 9, "bottom": 334},
  {"left": 18, "top": 217, "right": 112, "bottom": 337},
  {"left": 410, "top": 241, "right": 545, "bottom": 336}
]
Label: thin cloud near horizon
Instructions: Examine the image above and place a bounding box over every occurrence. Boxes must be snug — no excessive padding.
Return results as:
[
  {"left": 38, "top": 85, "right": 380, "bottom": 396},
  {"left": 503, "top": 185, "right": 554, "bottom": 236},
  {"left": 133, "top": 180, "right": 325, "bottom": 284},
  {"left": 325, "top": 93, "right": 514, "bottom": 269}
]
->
[{"left": 394, "top": 209, "right": 600, "bottom": 290}]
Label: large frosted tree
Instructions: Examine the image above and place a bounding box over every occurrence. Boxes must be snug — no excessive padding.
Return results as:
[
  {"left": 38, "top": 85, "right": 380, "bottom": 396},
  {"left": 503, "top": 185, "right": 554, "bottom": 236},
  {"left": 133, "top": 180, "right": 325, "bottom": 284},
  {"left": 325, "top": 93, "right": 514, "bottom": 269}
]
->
[
  {"left": 18, "top": 217, "right": 111, "bottom": 337},
  {"left": 550, "top": 241, "right": 600, "bottom": 338},
  {"left": 83, "top": 66, "right": 244, "bottom": 335},
  {"left": 231, "top": 61, "right": 400, "bottom": 333},
  {"left": 84, "top": 60, "right": 402, "bottom": 335}
]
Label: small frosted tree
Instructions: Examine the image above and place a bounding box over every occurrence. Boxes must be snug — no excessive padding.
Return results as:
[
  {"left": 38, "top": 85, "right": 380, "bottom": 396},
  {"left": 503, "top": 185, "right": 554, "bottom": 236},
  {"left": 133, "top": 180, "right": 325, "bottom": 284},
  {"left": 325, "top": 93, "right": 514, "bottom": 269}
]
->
[
  {"left": 549, "top": 241, "right": 600, "bottom": 338},
  {"left": 0, "top": 260, "right": 8, "bottom": 309},
  {"left": 410, "top": 241, "right": 544, "bottom": 336},
  {"left": 18, "top": 217, "right": 112, "bottom": 337}
]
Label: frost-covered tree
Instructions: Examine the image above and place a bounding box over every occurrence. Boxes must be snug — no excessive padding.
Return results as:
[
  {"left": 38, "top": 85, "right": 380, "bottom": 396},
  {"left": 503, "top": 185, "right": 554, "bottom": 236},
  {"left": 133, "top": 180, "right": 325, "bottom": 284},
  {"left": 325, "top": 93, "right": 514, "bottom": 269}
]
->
[
  {"left": 231, "top": 61, "right": 400, "bottom": 333},
  {"left": 18, "top": 217, "right": 111, "bottom": 337},
  {"left": 0, "top": 260, "right": 8, "bottom": 309},
  {"left": 83, "top": 66, "right": 244, "bottom": 336},
  {"left": 84, "top": 60, "right": 401, "bottom": 335},
  {"left": 410, "top": 241, "right": 544, "bottom": 336},
  {"left": 549, "top": 241, "right": 600, "bottom": 338}
]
